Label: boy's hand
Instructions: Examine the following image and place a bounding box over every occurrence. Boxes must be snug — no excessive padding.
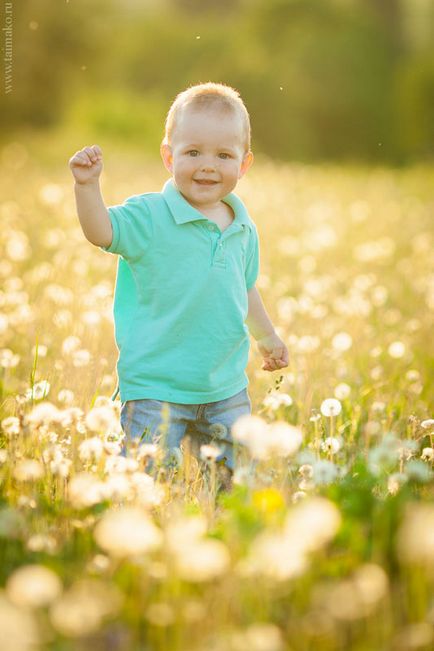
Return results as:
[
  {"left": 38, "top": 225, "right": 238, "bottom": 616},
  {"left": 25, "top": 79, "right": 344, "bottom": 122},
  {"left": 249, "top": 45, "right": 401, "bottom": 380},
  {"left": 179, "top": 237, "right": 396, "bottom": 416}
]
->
[
  {"left": 257, "top": 332, "right": 289, "bottom": 372},
  {"left": 69, "top": 145, "right": 103, "bottom": 185}
]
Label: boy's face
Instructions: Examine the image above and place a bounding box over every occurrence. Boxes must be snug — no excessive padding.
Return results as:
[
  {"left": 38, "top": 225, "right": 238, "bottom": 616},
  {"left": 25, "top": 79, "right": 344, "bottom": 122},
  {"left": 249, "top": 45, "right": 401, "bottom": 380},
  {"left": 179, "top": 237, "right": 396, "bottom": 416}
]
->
[{"left": 160, "top": 105, "right": 253, "bottom": 212}]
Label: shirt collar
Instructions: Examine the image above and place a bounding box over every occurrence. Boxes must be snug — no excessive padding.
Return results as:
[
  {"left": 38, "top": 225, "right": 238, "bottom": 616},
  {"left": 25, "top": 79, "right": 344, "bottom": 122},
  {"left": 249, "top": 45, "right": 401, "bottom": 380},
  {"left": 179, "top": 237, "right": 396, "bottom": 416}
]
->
[{"left": 162, "top": 178, "right": 254, "bottom": 231}]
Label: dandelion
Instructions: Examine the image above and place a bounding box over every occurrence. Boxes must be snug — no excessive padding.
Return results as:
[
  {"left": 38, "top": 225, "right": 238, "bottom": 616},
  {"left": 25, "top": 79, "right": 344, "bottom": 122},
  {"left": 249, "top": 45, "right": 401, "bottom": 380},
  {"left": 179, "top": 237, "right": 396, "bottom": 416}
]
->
[
  {"left": 0, "top": 348, "right": 20, "bottom": 368},
  {"left": 332, "top": 332, "right": 353, "bottom": 352},
  {"left": 396, "top": 502, "right": 434, "bottom": 567},
  {"left": 311, "top": 459, "right": 339, "bottom": 485},
  {"left": 320, "top": 398, "right": 342, "bottom": 417},
  {"left": 49, "top": 579, "right": 122, "bottom": 637},
  {"left": 72, "top": 349, "right": 91, "bottom": 367},
  {"left": 233, "top": 623, "right": 284, "bottom": 651},
  {"left": 62, "top": 336, "right": 81, "bottom": 355},
  {"left": 85, "top": 406, "right": 117, "bottom": 433},
  {"left": 232, "top": 414, "right": 271, "bottom": 460},
  {"left": 292, "top": 490, "right": 307, "bottom": 503},
  {"left": 388, "top": 341, "right": 406, "bottom": 359},
  {"left": 57, "top": 389, "right": 74, "bottom": 405},
  {"left": 421, "top": 447, "right": 433, "bottom": 461},
  {"left": 334, "top": 382, "right": 351, "bottom": 400},
  {"left": 368, "top": 437, "right": 400, "bottom": 475},
  {"left": 13, "top": 459, "right": 44, "bottom": 482},
  {"left": 421, "top": 419, "right": 434, "bottom": 429},
  {"left": 26, "top": 401, "right": 60, "bottom": 427},
  {"left": 372, "top": 401, "right": 386, "bottom": 413},
  {"left": 24, "top": 380, "right": 50, "bottom": 401},
  {"left": 388, "top": 472, "right": 408, "bottom": 495},
  {"left": 136, "top": 443, "right": 159, "bottom": 461},
  {"left": 165, "top": 515, "right": 208, "bottom": 551},
  {"left": 239, "top": 533, "right": 308, "bottom": 581},
  {"left": 50, "top": 458, "right": 72, "bottom": 479},
  {"left": 324, "top": 563, "right": 388, "bottom": 621},
  {"left": 39, "top": 183, "right": 64, "bottom": 205},
  {"left": 405, "top": 460, "right": 432, "bottom": 483},
  {"left": 266, "top": 422, "right": 303, "bottom": 457},
  {"left": 406, "top": 369, "right": 420, "bottom": 382},
  {"left": 200, "top": 443, "right": 222, "bottom": 461},
  {"left": 78, "top": 436, "right": 104, "bottom": 463},
  {"left": 26, "top": 534, "right": 58, "bottom": 554},
  {"left": 6, "top": 565, "right": 62, "bottom": 608},
  {"left": 67, "top": 472, "right": 105, "bottom": 509},
  {"left": 94, "top": 506, "right": 162, "bottom": 558},
  {"left": 298, "top": 464, "right": 313, "bottom": 478},
  {"left": 262, "top": 391, "right": 293, "bottom": 410},
  {"left": 0, "top": 593, "right": 40, "bottom": 650},
  {"left": 321, "top": 436, "right": 342, "bottom": 455},
  {"left": 1, "top": 416, "right": 20, "bottom": 437}
]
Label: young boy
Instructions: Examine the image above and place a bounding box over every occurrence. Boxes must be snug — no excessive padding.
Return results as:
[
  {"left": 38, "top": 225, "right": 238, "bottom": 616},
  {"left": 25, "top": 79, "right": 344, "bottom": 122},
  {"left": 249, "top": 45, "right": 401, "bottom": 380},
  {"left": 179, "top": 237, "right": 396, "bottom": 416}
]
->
[{"left": 69, "top": 82, "right": 288, "bottom": 476}]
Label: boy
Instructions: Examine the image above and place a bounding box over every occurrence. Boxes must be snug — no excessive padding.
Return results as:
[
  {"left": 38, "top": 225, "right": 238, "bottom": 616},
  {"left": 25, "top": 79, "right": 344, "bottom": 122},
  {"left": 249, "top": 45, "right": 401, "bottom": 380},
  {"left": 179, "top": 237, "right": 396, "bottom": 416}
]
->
[{"left": 69, "top": 82, "right": 288, "bottom": 476}]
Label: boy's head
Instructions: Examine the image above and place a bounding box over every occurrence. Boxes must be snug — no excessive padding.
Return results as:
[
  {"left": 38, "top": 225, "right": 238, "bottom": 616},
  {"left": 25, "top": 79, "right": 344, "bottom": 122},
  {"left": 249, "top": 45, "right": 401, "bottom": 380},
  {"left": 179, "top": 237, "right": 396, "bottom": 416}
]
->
[{"left": 160, "top": 82, "right": 254, "bottom": 211}]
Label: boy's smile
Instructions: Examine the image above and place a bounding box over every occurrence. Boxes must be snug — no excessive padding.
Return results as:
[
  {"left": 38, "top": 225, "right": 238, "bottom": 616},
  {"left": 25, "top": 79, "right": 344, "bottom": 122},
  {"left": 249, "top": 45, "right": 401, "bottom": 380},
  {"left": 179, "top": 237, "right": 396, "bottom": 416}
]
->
[{"left": 161, "top": 106, "right": 253, "bottom": 213}]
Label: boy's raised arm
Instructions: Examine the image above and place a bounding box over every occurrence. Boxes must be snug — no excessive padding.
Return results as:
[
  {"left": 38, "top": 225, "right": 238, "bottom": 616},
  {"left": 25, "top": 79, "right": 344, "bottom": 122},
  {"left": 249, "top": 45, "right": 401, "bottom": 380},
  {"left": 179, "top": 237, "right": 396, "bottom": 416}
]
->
[{"left": 69, "top": 145, "right": 113, "bottom": 248}]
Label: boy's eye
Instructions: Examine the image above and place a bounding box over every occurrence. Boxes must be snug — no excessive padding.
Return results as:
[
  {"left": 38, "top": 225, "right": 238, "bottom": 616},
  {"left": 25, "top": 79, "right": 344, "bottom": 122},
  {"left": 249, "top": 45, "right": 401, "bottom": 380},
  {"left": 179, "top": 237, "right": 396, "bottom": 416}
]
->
[
  {"left": 219, "top": 153, "right": 231, "bottom": 159},
  {"left": 187, "top": 150, "right": 199, "bottom": 156}
]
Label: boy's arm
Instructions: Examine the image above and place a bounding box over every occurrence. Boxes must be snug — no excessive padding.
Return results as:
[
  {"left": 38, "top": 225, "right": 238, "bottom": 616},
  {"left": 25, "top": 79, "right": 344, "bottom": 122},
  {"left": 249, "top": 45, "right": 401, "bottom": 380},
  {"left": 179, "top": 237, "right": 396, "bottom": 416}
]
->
[
  {"left": 246, "top": 286, "right": 289, "bottom": 372},
  {"left": 246, "top": 285, "right": 275, "bottom": 341},
  {"left": 69, "top": 145, "right": 112, "bottom": 247}
]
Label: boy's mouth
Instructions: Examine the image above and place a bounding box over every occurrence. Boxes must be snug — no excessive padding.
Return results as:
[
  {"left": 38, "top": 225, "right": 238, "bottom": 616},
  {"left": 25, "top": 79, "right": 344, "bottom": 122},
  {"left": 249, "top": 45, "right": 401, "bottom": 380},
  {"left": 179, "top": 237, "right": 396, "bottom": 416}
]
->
[{"left": 194, "top": 179, "right": 218, "bottom": 185}]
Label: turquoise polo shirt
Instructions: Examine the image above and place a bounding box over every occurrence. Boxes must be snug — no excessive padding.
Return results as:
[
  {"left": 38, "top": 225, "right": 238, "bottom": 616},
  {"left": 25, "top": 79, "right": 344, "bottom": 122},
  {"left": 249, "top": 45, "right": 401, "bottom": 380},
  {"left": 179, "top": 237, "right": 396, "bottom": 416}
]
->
[{"left": 100, "top": 178, "right": 259, "bottom": 404}]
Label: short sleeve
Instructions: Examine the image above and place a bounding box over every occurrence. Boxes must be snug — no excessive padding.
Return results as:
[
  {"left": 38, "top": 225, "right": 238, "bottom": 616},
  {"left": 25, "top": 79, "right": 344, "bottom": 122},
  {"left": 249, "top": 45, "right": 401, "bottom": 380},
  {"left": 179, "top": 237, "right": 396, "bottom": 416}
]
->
[
  {"left": 245, "top": 225, "right": 260, "bottom": 290},
  {"left": 99, "top": 194, "right": 153, "bottom": 262}
]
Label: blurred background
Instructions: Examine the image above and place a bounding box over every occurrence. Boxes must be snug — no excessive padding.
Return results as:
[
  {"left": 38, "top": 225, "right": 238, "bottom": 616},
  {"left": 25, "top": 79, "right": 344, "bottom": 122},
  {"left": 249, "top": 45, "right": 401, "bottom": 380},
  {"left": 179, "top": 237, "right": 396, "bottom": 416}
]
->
[{"left": 1, "top": 0, "right": 434, "bottom": 164}]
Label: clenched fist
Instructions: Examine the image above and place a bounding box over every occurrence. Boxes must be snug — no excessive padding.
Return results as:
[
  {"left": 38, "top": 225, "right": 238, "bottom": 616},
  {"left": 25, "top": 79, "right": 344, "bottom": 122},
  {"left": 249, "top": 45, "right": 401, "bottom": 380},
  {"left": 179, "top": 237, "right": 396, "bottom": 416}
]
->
[{"left": 69, "top": 145, "right": 103, "bottom": 185}]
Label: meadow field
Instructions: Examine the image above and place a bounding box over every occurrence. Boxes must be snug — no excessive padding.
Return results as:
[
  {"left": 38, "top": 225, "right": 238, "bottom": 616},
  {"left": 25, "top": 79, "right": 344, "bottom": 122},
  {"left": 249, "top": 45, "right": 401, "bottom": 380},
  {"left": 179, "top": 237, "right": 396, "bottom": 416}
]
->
[{"left": 0, "top": 132, "right": 433, "bottom": 651}]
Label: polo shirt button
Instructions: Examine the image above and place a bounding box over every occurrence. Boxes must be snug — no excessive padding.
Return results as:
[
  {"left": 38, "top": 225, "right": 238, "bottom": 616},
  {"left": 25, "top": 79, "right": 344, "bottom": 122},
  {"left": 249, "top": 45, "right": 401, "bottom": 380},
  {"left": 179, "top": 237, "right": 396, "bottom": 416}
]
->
[{"left": 208, "top": 224, "right": 214, "bottom": 231}]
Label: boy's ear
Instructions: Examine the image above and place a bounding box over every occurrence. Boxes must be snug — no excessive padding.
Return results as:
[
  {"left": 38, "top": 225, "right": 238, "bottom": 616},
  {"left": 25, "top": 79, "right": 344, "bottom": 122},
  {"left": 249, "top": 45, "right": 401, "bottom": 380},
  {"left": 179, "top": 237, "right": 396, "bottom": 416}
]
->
[
  {"left": 239, "top": 151, "right": 254, "bottom": 179},
  {"left": 160, "top": 143, "right": 173, "bottom": 173}
]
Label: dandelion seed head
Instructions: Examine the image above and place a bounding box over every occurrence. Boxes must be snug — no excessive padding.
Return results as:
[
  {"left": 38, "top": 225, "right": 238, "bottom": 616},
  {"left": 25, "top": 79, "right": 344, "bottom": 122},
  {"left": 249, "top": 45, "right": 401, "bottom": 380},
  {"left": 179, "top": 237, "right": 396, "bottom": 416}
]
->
[
  {"left": 13, "top": 459, "right": 44, "bottom": 482},
  {"left": 388, "top": 341, "right": 406, "bottom": 359},
  {"left": 0, "top": 593, "right": 40, "bottom": 649},
  {"left": 332, "top": 332, "right": 353, "bottom": 352},
  {"left": 49, "top": 579, "right": 122, "bottom": 637},
  {"left": 173, "top": 538, "right": 230, "bottom": 582},
  {"left": 334, "top": 382, "right": 351, "bottom": 400},
  {"left": 321, "top": 437, "right": 342, "bottom": 454},
  {"left": 6, "top": 565, "right": 62, "bottom": 608},
  {"left": 68, "top": 472, "right": 105, "bottom": 509},
  {"left": 85, "top": 406, "right": 117, "bottom": 433},
  {"left": 24, "top": 380, "right": 50, "bottom": 401},
  {"left": 1, "top": 416, "right": 20, "bottom": 437},
  {"left": 94, "top": 507, "right": 162, "bottom": 558},
  {"left": 0, "top": 348, "right": 20, "bottom": 368},
  {"left": 262, "top": 391, "right": 293, "bottom": 410},
  {"left": 320, "top": 398, "right": 342, "bottom": 417},
  {"left": 78, "top": 436, "right": 104, "bottom": 463},
  {"left": 421, "top": 447, "right": 434, "bottom": 461},
  {"left": 57, "top": 389, "right": 74, "bottom": 405},
  {"left": 200, "top": 443, "right": 222, "bottom": 461},
  {"left": 397, "top": 502, "right": 434, "bottom": 567},
  {"left": 26, "top": 403, "right": 60, "bottom": 431}
]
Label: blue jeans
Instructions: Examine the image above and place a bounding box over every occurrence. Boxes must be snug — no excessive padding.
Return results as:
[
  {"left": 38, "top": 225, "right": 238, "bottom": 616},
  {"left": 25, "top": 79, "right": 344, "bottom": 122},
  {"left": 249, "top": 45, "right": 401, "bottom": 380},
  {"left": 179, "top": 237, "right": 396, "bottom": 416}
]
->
[{"left": 120, "top": 387, "right": 251, "bottom": 472}]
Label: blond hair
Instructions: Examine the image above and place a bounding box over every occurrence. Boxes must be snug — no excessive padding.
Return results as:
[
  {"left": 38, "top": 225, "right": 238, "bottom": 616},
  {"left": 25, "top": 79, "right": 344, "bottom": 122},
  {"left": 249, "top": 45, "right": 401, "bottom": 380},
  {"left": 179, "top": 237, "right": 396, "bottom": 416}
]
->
[{"left": 162, "top": 82, "right": 251, "bottom": 153}]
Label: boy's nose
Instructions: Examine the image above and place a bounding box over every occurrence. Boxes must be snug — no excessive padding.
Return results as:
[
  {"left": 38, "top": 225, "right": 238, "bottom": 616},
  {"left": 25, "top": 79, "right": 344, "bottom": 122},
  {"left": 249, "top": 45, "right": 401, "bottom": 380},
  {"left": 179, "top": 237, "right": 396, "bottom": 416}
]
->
[{"left": 200, "top": 160, "right": 216, "bottom": 171}]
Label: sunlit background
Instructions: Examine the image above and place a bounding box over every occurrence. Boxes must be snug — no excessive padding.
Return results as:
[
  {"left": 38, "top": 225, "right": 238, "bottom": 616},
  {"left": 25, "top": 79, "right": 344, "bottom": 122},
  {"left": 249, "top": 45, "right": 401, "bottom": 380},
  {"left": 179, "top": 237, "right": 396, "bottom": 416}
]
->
[{"left": 0, "top": 2, "right": 433, "bottom": 650}]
